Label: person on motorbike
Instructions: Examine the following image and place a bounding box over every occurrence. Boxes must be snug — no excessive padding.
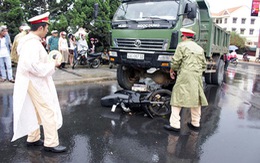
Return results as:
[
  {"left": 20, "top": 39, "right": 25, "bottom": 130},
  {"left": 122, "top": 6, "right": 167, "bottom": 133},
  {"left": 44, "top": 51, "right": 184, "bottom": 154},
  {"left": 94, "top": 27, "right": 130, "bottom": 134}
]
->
[
  {"left": 224, "top": 53, "right": 229, "bottom": 71},
  {"left": 89, "top": 38, "right": 95, "bottom": 54},
  {"left": 77, "top": 34, "right": 88, "bottom": 53},
  {"left": 242, "top": 51, "right": 249, "bottom": 62},
  {"left": 229, "top": 50, "right": 237, "bottom": 62}
]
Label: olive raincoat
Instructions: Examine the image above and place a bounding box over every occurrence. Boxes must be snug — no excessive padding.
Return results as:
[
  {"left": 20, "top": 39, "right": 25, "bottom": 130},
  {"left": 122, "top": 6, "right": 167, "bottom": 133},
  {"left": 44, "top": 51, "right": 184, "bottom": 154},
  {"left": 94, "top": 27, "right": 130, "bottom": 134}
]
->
[
  {"left": 170, "top": 39, "right": 208, "bottom": 107},
  {"left": 11, "top": 31, "right": 27, "bottom": 63}
]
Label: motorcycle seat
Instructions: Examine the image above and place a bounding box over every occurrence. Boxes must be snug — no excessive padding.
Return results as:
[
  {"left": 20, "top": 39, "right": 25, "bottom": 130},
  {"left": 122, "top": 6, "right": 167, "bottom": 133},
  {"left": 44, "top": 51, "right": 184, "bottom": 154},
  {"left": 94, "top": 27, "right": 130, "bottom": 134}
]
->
[{"left": 88, "top": 52, "right": 102, "bottom": 57}]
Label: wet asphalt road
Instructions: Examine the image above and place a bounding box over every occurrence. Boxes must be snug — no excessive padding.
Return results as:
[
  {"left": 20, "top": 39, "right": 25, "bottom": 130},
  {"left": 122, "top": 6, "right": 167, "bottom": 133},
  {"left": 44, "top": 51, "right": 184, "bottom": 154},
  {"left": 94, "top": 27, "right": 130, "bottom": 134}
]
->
[{"left": 0, "top": 63, "right": 260, "bottom": 163}]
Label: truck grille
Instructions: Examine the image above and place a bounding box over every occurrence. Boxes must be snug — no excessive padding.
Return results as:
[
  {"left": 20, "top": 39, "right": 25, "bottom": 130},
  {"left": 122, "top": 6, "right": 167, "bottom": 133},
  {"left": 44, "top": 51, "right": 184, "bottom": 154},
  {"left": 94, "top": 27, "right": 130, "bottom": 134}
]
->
[{"left": 115, "top": 38, "right": 165, "bottom": 50}]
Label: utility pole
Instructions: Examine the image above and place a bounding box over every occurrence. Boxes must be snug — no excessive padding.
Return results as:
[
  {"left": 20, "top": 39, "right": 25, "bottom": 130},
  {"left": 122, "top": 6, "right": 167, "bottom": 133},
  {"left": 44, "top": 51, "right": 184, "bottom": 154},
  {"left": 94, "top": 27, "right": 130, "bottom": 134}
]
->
[
  {"left": 257, "top": 29, "right": 260, "bottom": 58},
  {"left": 250, "top": 0, "right": 260, "bottom": 57}
]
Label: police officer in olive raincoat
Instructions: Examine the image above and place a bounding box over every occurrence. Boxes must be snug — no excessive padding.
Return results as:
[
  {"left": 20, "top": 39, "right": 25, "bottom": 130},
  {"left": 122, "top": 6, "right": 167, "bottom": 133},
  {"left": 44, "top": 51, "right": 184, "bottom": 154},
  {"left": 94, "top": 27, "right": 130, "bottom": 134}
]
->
[{"left": 164, "top": 28, "right": 208, "bottom": 132}]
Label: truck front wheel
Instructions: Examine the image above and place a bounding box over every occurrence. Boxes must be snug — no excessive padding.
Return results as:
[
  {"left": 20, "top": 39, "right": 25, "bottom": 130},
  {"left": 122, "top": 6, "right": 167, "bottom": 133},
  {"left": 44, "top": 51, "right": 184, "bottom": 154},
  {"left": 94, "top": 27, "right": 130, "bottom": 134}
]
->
[{"left": 117, "top": 65, "right": 140, "bottom": 90}]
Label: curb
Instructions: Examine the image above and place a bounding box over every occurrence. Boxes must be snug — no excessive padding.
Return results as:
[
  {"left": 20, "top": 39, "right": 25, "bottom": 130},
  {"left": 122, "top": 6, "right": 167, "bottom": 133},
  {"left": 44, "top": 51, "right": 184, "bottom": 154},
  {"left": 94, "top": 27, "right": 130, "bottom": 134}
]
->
[
  {"left": 0, "top": 76, "right": 117, "bottom": 90},
  {"left": 54, "top": 76, "right": 117, "bottom": 86}
]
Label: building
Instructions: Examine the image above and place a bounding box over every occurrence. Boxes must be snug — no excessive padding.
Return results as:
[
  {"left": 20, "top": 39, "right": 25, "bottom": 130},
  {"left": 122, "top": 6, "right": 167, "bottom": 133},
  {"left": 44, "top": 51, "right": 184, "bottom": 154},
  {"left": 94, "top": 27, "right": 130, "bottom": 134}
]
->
[{"left": 211, "top": 5, "right": 260, "bottom": 56}]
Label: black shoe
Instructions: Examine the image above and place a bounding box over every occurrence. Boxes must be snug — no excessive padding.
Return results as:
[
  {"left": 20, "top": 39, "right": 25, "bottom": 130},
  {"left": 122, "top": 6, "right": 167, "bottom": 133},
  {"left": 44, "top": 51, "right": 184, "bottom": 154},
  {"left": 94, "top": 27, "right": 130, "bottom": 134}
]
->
[
  {"left": 27, "top": 139, "right": 44, "bottom": 147},
  {"left": 164, "top": 124, "right": 180, "bottom": 132},
  {"left": 61, "top": 62, "right": 66, "bottom": 68},
  {"left": 44, "top": 145, "right": 67, "bottom": 153},
  {"left": 9, "top": 79, "right": 15, "bottom": 83},
  {"left": 187, "top": 122, "right": 200, "bottom": 131}
]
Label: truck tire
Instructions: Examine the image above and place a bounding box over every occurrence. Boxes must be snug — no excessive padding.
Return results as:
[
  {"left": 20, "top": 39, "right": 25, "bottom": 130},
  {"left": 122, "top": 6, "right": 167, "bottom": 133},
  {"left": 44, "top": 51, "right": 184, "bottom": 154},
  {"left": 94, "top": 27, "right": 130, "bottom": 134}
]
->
[
  {"left": 211, "top": 59, "right": 224, "bottom": 85},
  {"left": 117, "top": 65, "right": 140, "bottom": 90},
  {"left": 205, "top": 59, "right": 224, "bottom": 85},
  {"left": 204, "top": 73, "right": 211, "bottom": 84}
]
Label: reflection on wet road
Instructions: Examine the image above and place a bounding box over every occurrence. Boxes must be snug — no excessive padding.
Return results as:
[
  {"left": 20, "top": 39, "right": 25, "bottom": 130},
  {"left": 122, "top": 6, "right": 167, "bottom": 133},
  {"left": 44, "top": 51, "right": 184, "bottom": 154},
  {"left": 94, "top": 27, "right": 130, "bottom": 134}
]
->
[{"left": 0, "top": 63, "right": 259, "bottom": 163}]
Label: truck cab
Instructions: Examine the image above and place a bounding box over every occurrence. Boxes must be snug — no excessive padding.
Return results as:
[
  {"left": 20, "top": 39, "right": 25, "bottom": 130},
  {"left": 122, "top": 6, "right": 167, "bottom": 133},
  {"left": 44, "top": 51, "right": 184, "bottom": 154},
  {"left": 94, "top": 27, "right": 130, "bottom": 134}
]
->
[{"left": 109, "top": 0, "right": 229, "bottom": 90}]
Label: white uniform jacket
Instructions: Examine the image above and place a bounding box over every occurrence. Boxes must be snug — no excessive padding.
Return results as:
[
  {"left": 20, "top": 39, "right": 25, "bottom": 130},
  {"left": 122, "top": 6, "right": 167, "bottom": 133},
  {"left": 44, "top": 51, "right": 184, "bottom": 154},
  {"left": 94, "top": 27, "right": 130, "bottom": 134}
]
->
[{"left": 12, "top": 33, "right": 62, "bottom": 141}]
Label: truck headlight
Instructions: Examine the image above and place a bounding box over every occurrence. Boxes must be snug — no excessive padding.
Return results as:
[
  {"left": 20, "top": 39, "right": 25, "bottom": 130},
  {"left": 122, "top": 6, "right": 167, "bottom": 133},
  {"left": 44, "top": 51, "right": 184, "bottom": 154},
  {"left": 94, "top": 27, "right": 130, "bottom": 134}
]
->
[
  {"left": 157, "top": 55, "right": 172, "bottom": 61},
  {"left": 110, "top": 51, "right": 118, "bottom": 57}
]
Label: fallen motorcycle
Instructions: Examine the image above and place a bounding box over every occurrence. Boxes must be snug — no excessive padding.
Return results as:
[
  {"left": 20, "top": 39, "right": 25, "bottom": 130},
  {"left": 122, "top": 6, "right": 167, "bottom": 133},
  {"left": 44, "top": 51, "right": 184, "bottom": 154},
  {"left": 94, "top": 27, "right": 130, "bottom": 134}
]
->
[
  {"left": 72, "top": 48, "right": 102, "bottom": 69},
  {"left": 101, "top": 84, "right": 172, "bottom": 118}
]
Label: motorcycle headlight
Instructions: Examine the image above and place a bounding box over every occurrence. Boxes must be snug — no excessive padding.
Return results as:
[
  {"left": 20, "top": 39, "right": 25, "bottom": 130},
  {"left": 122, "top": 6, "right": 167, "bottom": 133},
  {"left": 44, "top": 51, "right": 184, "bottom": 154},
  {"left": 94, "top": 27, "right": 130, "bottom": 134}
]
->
[
  {"left": 157, "top": 55, "right": 172, "bottom": 61},
  {"left": 110, "top": 51, "right": 118, "bottom": 57}
]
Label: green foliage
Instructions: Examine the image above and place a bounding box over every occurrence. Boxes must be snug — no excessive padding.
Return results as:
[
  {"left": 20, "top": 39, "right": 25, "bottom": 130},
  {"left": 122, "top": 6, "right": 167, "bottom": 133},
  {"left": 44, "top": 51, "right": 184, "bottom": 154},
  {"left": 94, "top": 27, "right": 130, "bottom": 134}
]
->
[
  {"left": 230, "top": 32, "right": 246, "bottom": 49},
  {"left": 0, "top": 0, "right": 121, "bottom": 49},
  {"left": 65, "top": 0, "right": 121, "bottom": 51},
  {"left": 51, "top": 14, "right": 68, "bottom": 32},
  {"left": 0, "top": 0, "right": 24, "bottom": 39}
]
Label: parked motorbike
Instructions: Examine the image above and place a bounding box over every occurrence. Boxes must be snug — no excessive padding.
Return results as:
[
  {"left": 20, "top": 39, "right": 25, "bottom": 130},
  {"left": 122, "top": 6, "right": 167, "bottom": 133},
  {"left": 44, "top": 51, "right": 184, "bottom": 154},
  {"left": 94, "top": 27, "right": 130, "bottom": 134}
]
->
[
  {"left": 72, "top": 47, "right": 102, "bottom": 69},
  {"left": 229, "top": 57, "right": 238, "bottom": 66}
]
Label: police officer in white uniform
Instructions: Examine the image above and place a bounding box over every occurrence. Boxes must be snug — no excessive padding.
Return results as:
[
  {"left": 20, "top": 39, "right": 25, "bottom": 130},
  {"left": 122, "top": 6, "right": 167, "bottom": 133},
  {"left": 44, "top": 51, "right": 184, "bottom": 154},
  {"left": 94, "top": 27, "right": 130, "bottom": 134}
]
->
[{"left": 12, "top": 12, "right": 67, "bottom": 153}]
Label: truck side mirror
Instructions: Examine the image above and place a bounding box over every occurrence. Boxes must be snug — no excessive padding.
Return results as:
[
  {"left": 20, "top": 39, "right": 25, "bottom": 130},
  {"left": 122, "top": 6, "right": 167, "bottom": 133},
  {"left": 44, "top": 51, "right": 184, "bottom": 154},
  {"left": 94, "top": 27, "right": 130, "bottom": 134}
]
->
[
  {"left": 185, "top": 3, "right": 197, "bottom": 19},
  {"left": 94, "top": 3, "right": 99, "bottom": 19}
]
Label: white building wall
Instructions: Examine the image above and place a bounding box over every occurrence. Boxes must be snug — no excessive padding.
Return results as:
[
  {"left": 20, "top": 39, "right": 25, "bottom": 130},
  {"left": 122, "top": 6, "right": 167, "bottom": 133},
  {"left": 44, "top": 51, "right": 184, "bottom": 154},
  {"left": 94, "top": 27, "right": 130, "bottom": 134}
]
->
[{"left": 212, "top": 6, "right": 260, "bottom": 46}]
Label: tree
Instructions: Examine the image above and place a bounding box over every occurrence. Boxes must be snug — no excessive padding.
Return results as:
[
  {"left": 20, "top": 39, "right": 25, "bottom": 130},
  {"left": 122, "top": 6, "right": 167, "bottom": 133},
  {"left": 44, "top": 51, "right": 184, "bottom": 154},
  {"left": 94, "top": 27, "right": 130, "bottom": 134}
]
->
[
  {"left": 230, "top": 32, "right": 246, "bottom": 49},
  {"left": 0, "top": 0, "right": 24, "bottom": 40},
  {"left": 0, "top": 0, "right": 122, "bottom": 49},
  {"left": 20, "top": 0, "right": 74, "bottom": 33},
  {"left": 65, "top": 0, "right": 116, "bottom": 51},
  {"left": 51, "top": 14, "right": 68, "bottom": 32},
  {"left": 109, "top": 0, "right": 121, "bottom": 20}
]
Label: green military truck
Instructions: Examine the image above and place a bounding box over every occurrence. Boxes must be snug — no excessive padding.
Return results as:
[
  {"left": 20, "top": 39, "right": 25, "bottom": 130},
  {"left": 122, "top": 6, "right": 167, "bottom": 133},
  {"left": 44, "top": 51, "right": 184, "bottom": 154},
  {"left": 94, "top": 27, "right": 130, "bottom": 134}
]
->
[{"left": 109, "top": 0, "right": 230, "bottom": 90}]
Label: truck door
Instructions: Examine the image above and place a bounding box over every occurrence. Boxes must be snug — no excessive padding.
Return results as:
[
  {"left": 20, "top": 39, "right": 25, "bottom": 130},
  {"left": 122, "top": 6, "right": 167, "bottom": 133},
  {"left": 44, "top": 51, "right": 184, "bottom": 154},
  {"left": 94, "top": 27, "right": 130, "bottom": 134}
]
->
[{"left": 182, "top": 1, "right": 200, "bottom": 41}]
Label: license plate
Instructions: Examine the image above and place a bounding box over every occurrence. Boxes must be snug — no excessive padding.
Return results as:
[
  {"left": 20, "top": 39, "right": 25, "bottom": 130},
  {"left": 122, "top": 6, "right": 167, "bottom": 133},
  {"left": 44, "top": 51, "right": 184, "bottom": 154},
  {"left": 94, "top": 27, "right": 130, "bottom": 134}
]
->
[{"left": 127, "top": 53, "right": 144, "bottom": 60}]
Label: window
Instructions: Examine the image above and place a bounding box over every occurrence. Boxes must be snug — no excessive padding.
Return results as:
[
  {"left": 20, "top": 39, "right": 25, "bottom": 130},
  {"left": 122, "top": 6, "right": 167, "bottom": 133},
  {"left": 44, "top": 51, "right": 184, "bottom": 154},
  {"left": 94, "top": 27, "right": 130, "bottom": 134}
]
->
[
  {"left": 233, "top": 17, "right": 237, "bottom": 23},
  {"left": 220, "top": 19, "right": 222, "bottom": 24},
  {"left": 113, "top": 1, "right": 179, "bottom": 21},
  {"left": 250, "top": 29, "right": 254, "bottom": 35},
  {"left": 240, "top": 28, "right": 245, "bottom": 34},
  {"left": 232, "top": 28, "right": 236, "bottom": 32},
  {"left": 223, "top": 11, "right": 228, "bottom": 15},
  {"left": 216, "top": 19, "right": 219, "bottom": 24},
  {"left": 251, "top": 19, "right": 255, "bottom": 24},
  {"left": 241, "top": 18, "right": 246, "bottom": 24},
  {"left": 224, "top": 18, "right": 227, "bottom": 24}
]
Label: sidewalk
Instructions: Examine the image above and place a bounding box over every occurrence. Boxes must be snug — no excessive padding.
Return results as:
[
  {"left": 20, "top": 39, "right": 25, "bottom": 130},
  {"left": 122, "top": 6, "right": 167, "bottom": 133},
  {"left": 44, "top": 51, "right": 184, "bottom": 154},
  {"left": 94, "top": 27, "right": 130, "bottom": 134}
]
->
[{"left": 0, "top": 65, "right": 117, "bottom": 90}]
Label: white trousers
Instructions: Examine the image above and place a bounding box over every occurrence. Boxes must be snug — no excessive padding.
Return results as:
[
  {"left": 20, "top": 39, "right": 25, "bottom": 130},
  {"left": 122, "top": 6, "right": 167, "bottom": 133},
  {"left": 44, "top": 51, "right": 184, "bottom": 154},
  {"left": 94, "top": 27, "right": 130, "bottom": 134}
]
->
[
  {"left": 169, "top": 106, "right": 201, "bottom": 129},
  {"left": 27, "top": 81, "right": 59, "bottom": 147}
]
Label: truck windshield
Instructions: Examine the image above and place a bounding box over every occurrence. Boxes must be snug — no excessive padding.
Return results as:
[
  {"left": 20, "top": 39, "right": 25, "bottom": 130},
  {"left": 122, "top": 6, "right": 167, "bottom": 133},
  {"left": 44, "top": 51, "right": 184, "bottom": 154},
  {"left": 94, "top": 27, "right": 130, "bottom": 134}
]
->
[{"left": 113, "top": 0, "right": 179, "bottom": 21}]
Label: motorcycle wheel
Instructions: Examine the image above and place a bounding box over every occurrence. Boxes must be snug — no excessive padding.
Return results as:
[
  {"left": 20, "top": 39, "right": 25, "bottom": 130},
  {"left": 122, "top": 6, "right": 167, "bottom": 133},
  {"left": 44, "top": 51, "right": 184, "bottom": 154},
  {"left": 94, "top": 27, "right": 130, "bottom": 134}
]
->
[
  {"left": 147, "top": 89, "right": 172, "bottom": 117},
  {"left": 91, "top": 58, "right": 101, "bottom": 68},
  {"left": 72, "top": 58, "right": 79, "bottom": 69}
]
